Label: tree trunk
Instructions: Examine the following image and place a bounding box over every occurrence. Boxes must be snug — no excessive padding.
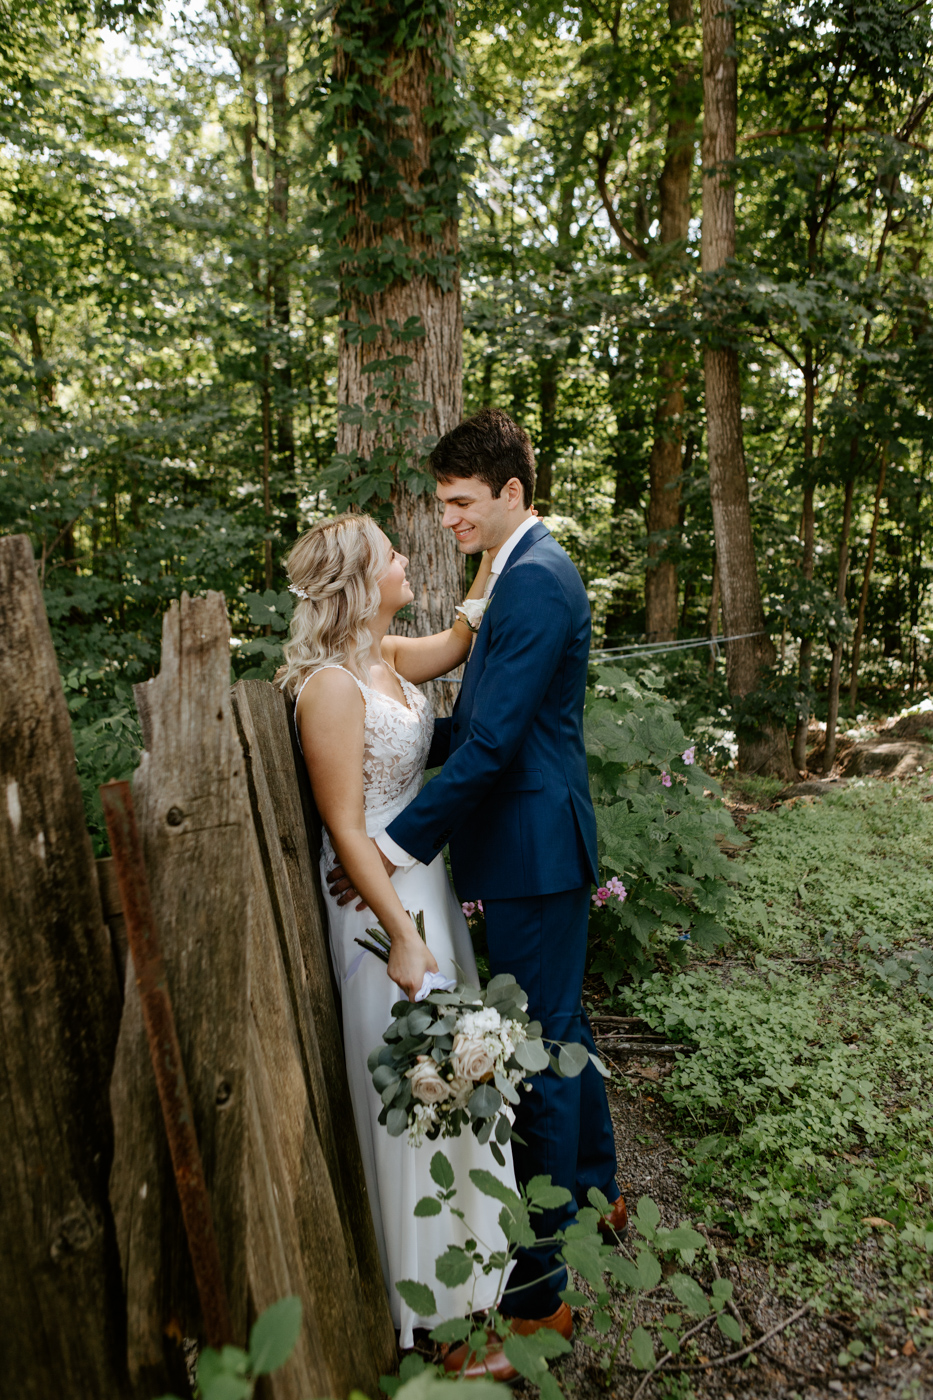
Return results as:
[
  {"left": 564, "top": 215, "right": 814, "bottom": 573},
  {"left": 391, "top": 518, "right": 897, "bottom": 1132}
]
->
[
  {"left": 822, "top": 476, "right": 854, "bottom": 773},
  {"left": 791, "top": 484, "right": 815, "bottom": 772},
  {"left": 645, "top": 0, "right": 699, "bottom": 643},
  {"left": 263, "top": 1, "right": 297, "bottom": 542},
  {"left": 707, "top": 553, "right": 720, "bottom": 677},
  {"left": 335, "top": 6, "right": 464, "bottom": 716},
  {"left": 849, "top": 447, "right": 887, "bottom": 708},
  {"left": 536, "top": 356, "right": 558, "bottom": 512},
  {"left": 701, "top": 0, "right": 792, "bottom": 777}
]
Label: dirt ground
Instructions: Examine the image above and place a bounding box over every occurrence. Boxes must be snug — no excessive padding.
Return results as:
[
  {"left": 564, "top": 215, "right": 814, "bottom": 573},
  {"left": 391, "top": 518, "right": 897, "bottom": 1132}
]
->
[{"left": 541, "top": 1057, "right": 933, "bottom": 1400}]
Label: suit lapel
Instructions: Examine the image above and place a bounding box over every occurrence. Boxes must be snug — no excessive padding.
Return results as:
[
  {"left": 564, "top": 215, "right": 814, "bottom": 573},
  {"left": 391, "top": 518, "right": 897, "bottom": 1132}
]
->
[{"left": 454, "top": 521, "right": 550, "bottom": 736}]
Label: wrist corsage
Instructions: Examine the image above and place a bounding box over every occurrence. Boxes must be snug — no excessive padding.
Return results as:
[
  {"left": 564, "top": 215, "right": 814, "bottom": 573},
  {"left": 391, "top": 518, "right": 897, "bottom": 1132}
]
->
[{"left": 455, "top": 598, "right": 490, "bottom": 633}]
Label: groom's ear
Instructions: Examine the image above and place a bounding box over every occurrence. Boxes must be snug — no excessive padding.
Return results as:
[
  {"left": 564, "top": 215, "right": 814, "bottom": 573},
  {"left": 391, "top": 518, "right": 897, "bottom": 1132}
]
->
[{"left": 504, "top": 477, "right": 524, "bottom": 508}]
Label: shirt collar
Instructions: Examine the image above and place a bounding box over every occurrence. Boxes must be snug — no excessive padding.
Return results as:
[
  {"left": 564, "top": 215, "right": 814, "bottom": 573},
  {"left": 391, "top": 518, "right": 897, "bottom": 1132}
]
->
[{"left": 490, "top": 514, "right": 544, "bottom": 576}]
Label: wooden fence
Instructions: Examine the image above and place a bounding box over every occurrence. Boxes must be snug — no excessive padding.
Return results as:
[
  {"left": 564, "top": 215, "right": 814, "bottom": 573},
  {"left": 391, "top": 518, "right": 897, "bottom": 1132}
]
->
[{"left": 0, "top": 534, "right": 397, "bottom": 1399}]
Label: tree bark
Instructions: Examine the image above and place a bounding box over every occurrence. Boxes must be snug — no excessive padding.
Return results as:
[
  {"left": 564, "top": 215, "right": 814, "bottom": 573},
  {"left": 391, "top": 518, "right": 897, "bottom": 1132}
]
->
[
  {"left": 701, "top": 0, "right": 792, "bottom": 777},
  {"left": 849, "top": 447, "right": 888, "bottom": 707},
  {"left": 262, "top": 0, "right": 297, "bottom": 541},
  {"left": 791, "top": 480, "right": 815, "bottom": 772},
  {"left": 822, "top": 475, "right": 854, "bottom": 773},
  {"left": 0, "top": 536, "right": 129, "bottom": 1400},
  {"left": 335, "top": 5, "right": 464, "bottom": 716},
  {"left": 707, "top": 553, "right": 721, "bottom": 677},
  {"left": 645, "top": 0, "right": 699, "bottom": 643},
  {"left": 535, "top": 356, "right": 558, "bottom": 512}
]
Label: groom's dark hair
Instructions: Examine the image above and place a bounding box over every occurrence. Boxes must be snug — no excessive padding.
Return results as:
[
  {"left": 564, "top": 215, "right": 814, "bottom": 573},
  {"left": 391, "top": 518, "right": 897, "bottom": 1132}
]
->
[{"left": 429, "top": 408, "right": 536, "bottom": 508}]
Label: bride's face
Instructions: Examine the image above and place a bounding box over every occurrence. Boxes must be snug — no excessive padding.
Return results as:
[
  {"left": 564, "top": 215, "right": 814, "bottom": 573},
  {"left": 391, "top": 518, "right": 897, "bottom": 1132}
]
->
[{"left": 378, "top": 538, "right": 414, "bottom": 613}]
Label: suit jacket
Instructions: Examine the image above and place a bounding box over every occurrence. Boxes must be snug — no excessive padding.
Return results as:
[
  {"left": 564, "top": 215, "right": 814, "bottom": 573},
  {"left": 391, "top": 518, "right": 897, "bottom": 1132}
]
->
[{"left": 386, "top": 520, "right": 599, "bottom": 899}]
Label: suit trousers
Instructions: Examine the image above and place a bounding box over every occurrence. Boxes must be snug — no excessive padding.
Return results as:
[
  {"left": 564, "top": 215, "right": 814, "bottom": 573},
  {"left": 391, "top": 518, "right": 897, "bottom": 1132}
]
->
[{"left": 483, "top": 886, "right": 619, "bottom": 1318}]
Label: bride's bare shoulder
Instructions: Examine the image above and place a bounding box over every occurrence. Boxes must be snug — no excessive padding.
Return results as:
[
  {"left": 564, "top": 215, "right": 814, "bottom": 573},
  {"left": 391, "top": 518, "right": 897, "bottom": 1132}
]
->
[{"left": 295, "top": 665, "right": 363, "bottom": 719}]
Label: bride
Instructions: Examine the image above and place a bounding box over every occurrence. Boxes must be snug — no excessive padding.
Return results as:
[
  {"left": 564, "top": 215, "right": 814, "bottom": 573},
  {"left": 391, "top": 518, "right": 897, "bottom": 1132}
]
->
[{"left": 280, "top": 511, "right": 517, "bottom": 1348}]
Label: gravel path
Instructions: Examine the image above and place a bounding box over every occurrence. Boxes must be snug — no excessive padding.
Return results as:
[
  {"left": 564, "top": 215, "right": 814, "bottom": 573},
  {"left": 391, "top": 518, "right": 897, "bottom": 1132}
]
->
[{"left": 545, "top": 1062, "right": 933, "bottom": 1400}]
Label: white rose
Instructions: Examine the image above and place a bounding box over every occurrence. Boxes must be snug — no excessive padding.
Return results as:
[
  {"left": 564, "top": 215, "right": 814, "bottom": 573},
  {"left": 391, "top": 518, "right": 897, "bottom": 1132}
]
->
[
  {"left": 452, "top": 1032, "right": 496, "bottom": 1083},
  {"left": 455, "top": 598, "right": 490, "bottom": 631},
  {"left": 407, "top": 1057, "right": 453, "bottom": 1105}
]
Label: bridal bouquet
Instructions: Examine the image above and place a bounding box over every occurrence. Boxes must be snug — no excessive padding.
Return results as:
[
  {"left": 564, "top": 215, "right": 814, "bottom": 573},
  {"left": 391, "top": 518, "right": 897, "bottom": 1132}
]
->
[{"left": 367, "top": 973, "right": 602, "bottom": 1160}]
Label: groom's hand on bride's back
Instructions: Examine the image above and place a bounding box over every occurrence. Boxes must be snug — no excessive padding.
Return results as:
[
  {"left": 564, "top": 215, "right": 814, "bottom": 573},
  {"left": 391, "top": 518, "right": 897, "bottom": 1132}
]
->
[{"left": 326, "top": 846, "right": 396, "bottom": 909}]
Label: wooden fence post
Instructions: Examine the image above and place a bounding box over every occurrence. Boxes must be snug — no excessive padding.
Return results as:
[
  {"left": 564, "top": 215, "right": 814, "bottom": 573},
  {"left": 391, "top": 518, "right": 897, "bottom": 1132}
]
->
[
  {"left": 110, "top": 595, "right": 396, "bottom": 1398},
  {"left": 0, "top": 534, "right": 129, "bottom": 1399},
  {"left": 231, "top": 680, "right": 397, "bottom": 1380},
  {"left": 109, "top": 592, "right": 250, "bottom": 1392}
]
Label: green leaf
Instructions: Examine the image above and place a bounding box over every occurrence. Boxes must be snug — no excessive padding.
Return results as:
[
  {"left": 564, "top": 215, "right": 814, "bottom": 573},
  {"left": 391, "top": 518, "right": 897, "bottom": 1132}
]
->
[
  {"left": 633, "top": 1196, "right": 661, "bottom": 1238},
  {"left": 435, "top": 1246, "right": 474, "bottom": 1287},
  {"left": 387, "top": 1107, "right": 409, "bottom": 1136},
  {"left": 413, "top": 1195, "right": 442, "bottom": 1217},
  {"left": 514, "top": 1038, "right": 550, "bottom": 1073},
  {"left": 629, "top": 1326, "right": 656, "bottom": 1370},
  {"left": 669, "top": 1273, "right": 710, "bottom": 1317},
  {"left": 557, "top": 1042, "right": 589, "bottom": 1077},
  {"left": 429, "top": 1317, "right": 472, "bottom": 1344},
  {"left": 607, "top": 1255, "right": 642, "bottom": 1290},
  {"left": 503, "top": 1328, "right": 571, "bottom": 1380},
  {"left": 469, "top": 1168, "right": 522, "bottom": 1211},
  {"left": 717, "top": 1312, "right": 743, "bottom": 1343},
  {"left": 526, "top": 1176, "right": 573, "bottom": 1209},
  {"left": 395, "top": 1279, "right": 437, "bottom": 1316},
  {"left": 468, "top": 1083, "right": 502, "bottom": 1119},
  {"left": 635, "top": 1250, "right": 662, "bottom": 1290},
  {"left": 430, "top": 1152, "right": 454, "bottom": 1190},
  {"left": 538, "top": 1370, "right": 564, "bottom": 1400},
  {"left": 201, "top": 1379, "right": 252, "bottom": 1400},
  {"left": 249, "top": 1296, "right": 302, "bottom": 1376}
]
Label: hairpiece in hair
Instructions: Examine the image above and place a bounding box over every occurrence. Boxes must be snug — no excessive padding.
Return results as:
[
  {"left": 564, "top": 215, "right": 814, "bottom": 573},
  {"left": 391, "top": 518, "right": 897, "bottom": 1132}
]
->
[{"left": 288, "top": 583, "right": 309, "bottom": 600}]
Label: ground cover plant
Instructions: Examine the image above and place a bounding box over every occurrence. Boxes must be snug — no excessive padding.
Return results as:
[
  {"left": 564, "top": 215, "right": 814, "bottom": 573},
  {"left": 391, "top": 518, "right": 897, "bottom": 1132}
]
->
[{"left": 612, "top": 778, "right": 933, "bottom": 1362}]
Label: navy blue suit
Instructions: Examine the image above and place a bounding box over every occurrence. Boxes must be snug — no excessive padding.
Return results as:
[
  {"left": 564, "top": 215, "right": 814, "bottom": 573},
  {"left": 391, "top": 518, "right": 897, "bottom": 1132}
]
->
[{"left": 387, "top": 521, "right": 618, "bottom": 1316}]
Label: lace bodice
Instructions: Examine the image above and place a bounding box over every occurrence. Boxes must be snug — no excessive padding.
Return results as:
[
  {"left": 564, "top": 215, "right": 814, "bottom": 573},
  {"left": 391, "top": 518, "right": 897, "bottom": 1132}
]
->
[{"left": 294, "top": 662, "right": 434, "bottom": 850}]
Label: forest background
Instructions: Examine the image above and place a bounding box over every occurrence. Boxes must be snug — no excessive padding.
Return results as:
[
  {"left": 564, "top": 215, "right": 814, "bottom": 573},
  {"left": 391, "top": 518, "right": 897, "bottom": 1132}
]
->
[{"left": 2, "top": 0, "right": 932, "bottom": 808}]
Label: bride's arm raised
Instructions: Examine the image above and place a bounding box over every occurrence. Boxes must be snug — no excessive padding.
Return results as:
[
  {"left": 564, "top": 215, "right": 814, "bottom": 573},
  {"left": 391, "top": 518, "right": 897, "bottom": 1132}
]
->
[
  {"left": 383, "top": 550, "right": 493, "bottom": 685},
  {"left": 295, "top": 667, "right": 438, "bottom": 1000}
]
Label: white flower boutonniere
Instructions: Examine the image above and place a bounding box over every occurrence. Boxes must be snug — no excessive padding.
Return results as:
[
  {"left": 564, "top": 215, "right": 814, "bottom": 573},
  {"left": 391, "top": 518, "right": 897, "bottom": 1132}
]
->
[{"left": 455, "top": 598, "right": 490, "bottom": 633}]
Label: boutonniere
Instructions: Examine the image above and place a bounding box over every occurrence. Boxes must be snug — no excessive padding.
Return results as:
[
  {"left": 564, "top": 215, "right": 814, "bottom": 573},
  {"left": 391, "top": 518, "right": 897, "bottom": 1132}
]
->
[{"left": 455, "top": 598, "right": 490, "bottom": 633}]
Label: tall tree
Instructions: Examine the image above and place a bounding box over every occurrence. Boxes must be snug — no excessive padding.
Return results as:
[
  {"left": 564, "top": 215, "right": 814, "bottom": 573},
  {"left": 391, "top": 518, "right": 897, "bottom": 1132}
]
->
[
  {"left": 319, "top": 0, "right": 466, "bottom": 711},
  {"left": 644, "top": 0, "right": 700, "bottom": 643},
  {"left": 700, "top": 0, "right": 792, "bottom": 777}
]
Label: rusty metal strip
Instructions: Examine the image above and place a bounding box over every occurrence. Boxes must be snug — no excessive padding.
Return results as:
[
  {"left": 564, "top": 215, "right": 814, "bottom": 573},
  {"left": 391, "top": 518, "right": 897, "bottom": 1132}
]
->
[{"left": 101, "top": 779, "right": 234, "bottom": 1349}]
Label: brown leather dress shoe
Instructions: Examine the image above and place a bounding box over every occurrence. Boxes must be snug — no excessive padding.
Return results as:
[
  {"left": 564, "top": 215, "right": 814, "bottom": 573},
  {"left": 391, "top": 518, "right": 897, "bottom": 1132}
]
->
[
  {"left": 442, "top": 1303, "right": 574, "bottom": 1381},
  {"left": 598, "top": 1194, "right": 629, "bottom": 1240}
]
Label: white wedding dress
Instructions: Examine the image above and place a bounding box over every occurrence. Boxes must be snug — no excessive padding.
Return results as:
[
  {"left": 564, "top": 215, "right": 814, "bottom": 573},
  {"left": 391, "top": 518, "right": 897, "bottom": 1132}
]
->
[{"left": 295, "top": 662, "right": 517, "bottom": 1347}]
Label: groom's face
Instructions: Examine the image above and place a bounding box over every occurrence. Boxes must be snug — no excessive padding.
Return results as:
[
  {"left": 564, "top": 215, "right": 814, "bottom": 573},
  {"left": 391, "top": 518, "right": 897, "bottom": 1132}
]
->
[{"left": 436, "top": 475, "right": 521, "bottom": 556}]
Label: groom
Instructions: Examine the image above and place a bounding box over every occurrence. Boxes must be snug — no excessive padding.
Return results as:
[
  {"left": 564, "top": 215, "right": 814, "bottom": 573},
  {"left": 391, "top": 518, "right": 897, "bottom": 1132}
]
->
[{"left": 358, "top": 408, "right": 623, "bottom": 1372}]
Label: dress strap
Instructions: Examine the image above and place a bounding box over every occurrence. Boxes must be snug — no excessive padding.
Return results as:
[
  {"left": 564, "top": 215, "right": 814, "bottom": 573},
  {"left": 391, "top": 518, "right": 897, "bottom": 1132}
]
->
[{"left": 293, "top": 663, "right": 367, "bottom": 753}]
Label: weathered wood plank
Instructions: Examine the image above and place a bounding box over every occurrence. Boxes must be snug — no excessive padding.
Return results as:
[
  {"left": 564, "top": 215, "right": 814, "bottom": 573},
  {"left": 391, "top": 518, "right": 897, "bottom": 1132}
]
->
[
  {"left": 0, "top": 533, "right": 129, "bottom": 1399},
  {"left": 232, "top": 680, "right": 397, "bottom": 1385},
  {"left": 110, "top": 592, "right": 250, "bottom": 1389}
]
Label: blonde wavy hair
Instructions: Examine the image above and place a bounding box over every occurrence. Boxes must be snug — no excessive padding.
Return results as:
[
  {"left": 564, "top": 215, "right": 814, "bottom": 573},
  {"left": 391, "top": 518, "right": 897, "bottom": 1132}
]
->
[{"left": 279, "top": 513, "right": 390, "bottom": 696}]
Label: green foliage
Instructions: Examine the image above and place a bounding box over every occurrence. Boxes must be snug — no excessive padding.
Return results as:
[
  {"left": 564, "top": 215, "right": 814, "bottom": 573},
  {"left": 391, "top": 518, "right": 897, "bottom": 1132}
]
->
[
  {"left": 157, "top": 1296, "right": 302, "bottom": 1400},
  {"left": 64, "top": 667, "right": 142, "bottom": 856},
  {"left": 727, "top": 781, "right": 933, "bottom": 955},
  {"left": 585, "top": 663, "right": 737, "bottom": 984},
  {"left": 616, "top": 781, "right": 933, "bottom": 1302},
  {"left": 395, "top": 1153, "right": 744, "bottom": 1394}
]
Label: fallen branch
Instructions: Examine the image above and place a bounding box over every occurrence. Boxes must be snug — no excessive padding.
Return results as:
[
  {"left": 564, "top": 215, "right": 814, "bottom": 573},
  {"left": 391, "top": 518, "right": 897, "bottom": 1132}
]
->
[
  {"left": 631, "top": 1301, "right": 812, "bottom": 1392},
  {"left": 631, "top": 1313, "right": 717, "bottom": 1400}
]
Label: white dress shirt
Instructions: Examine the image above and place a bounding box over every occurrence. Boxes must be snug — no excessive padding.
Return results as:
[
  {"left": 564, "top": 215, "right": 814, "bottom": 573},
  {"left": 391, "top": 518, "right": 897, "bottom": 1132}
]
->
[{"left": 376, "top": 512, "right": 544, "bottom": 871}]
